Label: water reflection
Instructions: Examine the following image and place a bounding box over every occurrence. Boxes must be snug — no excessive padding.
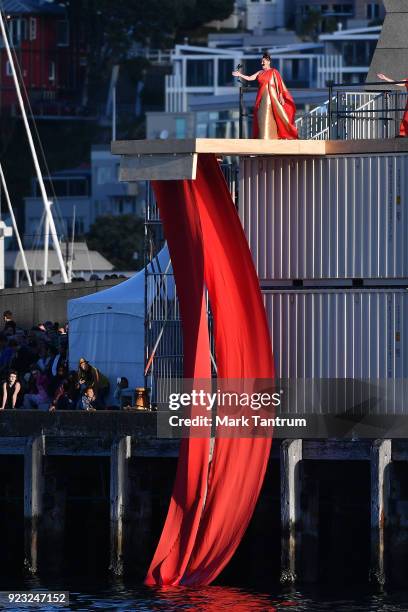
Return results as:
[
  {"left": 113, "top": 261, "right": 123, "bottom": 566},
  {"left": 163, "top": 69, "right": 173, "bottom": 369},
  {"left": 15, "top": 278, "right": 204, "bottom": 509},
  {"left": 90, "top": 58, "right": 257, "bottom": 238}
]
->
[{"left": 1, "top": 578, "right": 408, "bottom": 611}]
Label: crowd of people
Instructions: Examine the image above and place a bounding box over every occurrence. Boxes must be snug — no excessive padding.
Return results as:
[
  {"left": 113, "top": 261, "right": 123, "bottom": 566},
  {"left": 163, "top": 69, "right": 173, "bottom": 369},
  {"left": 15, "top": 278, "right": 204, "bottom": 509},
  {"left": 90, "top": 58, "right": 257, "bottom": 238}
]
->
[{"left": 0, "top": 310, "right": 112, "bottom": 411}]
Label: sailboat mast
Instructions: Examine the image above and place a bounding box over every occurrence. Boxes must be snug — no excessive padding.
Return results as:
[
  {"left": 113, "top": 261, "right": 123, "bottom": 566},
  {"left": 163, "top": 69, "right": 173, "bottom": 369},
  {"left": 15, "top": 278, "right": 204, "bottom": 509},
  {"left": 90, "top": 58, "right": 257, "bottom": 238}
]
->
[
  {"left": 0, "top": 164, "right": 32, "bottom": 286},
  {"left": 67, "top": 205, "right": 76, "bottom": 282},
  {"left": 0, "top": 10, "right": 69, "bottom": 283}
]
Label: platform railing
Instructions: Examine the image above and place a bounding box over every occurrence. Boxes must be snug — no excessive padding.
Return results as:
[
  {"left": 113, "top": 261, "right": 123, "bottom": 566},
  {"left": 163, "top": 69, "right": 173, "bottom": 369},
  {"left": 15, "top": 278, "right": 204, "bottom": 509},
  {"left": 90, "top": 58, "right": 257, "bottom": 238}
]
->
[{"left": 239, "top": 82, "right": 408, "bottom": 140}]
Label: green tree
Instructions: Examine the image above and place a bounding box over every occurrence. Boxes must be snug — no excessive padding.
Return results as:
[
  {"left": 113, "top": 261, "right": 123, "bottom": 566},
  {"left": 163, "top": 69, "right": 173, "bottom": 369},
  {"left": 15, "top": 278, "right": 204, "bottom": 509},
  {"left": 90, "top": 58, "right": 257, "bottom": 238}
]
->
[
  {"left": 87, "top": 214, "right": 144, "bottom": 270},
  {"left": 299, "top": 9, "right": 322, "bottom": 41},
  {"left": 64, "top": 0, "right": 234, "bottom": 93}
]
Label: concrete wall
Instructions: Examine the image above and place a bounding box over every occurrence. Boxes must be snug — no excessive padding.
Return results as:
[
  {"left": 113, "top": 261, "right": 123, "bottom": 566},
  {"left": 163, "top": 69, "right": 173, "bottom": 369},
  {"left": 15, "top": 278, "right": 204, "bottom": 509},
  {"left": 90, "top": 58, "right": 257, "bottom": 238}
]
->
[
  {"left": 367, "top": 0, "right": 408, "bottom": 85},
  {"left": 0, "top": 279, "right": 124, "bottom": 329}
]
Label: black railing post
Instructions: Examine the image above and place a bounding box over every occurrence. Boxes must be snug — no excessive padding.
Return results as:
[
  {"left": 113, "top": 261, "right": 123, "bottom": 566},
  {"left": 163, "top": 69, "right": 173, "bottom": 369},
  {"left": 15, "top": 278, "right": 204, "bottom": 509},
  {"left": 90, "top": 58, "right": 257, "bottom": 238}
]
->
[
  {"left": 239, "top": 86, "right": 244, "bottom": 139},
  {"left": 327, "top": 80, "right": 334, "bottom": 140},
  {"left": 384, "top": 91, "right": 389, "bottom": 139}
]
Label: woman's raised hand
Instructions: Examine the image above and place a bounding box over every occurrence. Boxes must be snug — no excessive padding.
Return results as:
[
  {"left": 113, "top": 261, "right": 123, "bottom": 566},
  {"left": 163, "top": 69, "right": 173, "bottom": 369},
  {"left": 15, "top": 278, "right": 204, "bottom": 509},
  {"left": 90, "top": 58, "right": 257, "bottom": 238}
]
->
[{"left": 232, "top": 70, "right": 241, "bottom": 77}]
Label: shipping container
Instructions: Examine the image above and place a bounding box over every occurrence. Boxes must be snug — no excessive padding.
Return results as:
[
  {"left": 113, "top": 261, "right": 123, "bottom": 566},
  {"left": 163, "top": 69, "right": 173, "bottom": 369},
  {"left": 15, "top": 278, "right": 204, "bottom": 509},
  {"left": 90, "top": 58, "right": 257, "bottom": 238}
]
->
[
  {"left": 263, "top": 288, "right": 408, "bottom": 414},
  {"left": 240, "top": 154, "right": 408, "bottom": 280}
]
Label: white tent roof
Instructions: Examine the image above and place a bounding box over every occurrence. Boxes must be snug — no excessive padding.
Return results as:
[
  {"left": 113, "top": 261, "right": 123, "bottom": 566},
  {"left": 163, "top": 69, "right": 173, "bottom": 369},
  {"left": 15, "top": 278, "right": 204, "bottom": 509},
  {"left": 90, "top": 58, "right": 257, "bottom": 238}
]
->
[{"left": 67, "top": 246, "right": 172, "bottom": 401}]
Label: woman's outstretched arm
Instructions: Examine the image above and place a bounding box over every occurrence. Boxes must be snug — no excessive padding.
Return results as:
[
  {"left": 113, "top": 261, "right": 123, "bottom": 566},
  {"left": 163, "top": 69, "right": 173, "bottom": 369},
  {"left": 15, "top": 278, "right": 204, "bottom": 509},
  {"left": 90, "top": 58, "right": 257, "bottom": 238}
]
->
[
  {"left": 232, "top": 70, "right": 260, "bottom": 82},
  {"left": 377, "top": 73, "right": 406, "bottom": 87}
]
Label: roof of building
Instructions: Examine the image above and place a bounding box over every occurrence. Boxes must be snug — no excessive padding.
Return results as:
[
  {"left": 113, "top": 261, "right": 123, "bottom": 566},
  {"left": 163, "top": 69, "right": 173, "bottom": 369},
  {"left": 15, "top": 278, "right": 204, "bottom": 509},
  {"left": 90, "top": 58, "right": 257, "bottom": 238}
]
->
[
  {"left": 207, "top": 30, "right": 301, "bottom": 50},
  {"left": 5, "top": 242, "right": 114, "bottom": 272},
  {"left": 2, "top": 0, "right": 64, "bottom": 15}
]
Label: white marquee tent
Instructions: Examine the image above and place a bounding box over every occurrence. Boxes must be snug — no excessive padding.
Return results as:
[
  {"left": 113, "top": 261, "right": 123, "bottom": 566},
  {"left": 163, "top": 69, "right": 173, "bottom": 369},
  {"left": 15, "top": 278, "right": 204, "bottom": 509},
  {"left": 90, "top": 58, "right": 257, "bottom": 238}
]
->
[{"left": 67, "top": 247, "right": 172, "bottom": 397}]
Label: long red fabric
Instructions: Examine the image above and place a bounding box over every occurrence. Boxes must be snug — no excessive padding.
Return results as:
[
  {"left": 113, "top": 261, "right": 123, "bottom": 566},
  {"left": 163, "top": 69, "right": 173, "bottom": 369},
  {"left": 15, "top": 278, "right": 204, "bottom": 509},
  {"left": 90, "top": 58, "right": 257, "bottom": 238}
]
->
[
  {"left": 146, "top": 154, "right": 274, "bottom": 586},
  {"left": 145, "top": 180, "right": 211, "bottom": 585}
]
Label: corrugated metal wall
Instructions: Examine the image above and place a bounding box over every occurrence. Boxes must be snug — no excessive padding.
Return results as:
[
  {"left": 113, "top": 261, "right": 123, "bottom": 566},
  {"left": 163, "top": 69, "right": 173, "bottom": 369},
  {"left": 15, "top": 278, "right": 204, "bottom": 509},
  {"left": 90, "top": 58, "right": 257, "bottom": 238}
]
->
[
  {"left": 240, "top": 154, "right": 408, "bottom": 280},
  {"left": 263, "top": 289, "right": 406, "bottom": 379}
]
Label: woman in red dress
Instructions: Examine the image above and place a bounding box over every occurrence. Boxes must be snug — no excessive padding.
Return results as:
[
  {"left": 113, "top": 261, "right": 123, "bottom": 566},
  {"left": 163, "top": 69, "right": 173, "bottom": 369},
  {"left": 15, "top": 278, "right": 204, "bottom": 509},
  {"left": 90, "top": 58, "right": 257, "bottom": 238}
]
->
[
  {"left": 377, "top": 72, "right": 408, "bottom": 137},
  {"left": 232, "top": 53, "right": 298, "bottom": 140}
]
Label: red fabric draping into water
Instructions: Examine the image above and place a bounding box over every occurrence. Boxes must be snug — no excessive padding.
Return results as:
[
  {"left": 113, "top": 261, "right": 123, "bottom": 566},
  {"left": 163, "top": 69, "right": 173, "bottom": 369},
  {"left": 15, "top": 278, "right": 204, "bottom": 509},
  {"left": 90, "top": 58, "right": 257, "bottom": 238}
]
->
[
  {"left": 144, "top": 180, "right": 211, "bottom": 585},
  {"left": 145, "top": 155, "right": 274, "bottom": 586}
]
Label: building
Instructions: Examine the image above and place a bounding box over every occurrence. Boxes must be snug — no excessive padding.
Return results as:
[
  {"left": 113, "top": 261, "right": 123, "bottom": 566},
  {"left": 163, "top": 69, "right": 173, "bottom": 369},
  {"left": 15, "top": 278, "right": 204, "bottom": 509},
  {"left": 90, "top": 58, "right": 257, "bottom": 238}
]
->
[
  {"left": 164, "top": 42, "right": 341, "bottom": 116},
  {"left": 319, "top": 25, "right": 380, "bottom": 82},
  {"left": 24, "top": 166, "right": 92, "bottom": 246},
  {"left": 245, "top": 0, "right": 295, "bottom": 32},
  {"left": 0, "top": 0, "right": 86, "bottom": 115},
  {"left": 91, "top": 146, "right": 145, "bottom": 220},
  {"left": 354, "top": 0, "right": 384, "bottom": 24},
  {"left": 24, "top": 146, "right": 146, "bottom": 255},
  {"left": 295, "top": 0, "right": 384, "bottom": 32}
]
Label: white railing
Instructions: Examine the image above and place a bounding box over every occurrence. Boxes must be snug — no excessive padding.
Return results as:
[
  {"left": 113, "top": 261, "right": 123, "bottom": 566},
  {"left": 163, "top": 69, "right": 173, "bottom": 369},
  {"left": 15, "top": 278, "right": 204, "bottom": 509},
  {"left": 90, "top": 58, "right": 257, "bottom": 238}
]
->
[
  {"left": 131, "top": 48, "right": 172, "bottom": 64},
  {"left": 295, "top": 91, "right": 395, "bottom": 140},
  {"left": 316, "top": 55, "right": 344, "bottom": 89},
  {"left": 165, "top": 74, "right": 188, "bottom": 113}
]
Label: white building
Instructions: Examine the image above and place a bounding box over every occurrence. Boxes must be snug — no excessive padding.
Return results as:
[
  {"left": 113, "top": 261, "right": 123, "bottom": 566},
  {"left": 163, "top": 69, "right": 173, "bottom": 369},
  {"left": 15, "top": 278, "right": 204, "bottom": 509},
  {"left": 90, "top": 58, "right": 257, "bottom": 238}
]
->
[
  {"left": 164, "top": 42, "right": 342, "bottom": 116},
  {"left": 24, "top": 146, "right": 146, "bottom": 248},
  {"left": 246, "top": 0, "right": 295, "bottom": 32},
  {"left": 319, "top": 25, "right": 381, "bottom": 82}
]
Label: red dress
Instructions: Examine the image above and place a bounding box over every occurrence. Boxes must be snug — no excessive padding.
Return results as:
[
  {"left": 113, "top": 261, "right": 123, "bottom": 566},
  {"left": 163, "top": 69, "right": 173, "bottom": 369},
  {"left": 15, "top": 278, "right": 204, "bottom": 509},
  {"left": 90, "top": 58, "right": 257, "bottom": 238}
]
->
[
  {"left": 399, "top": 80, "right": 408, "bottom": 137},
  {"left": 252, "top": 68, "right": 298, "bottom": 140}
]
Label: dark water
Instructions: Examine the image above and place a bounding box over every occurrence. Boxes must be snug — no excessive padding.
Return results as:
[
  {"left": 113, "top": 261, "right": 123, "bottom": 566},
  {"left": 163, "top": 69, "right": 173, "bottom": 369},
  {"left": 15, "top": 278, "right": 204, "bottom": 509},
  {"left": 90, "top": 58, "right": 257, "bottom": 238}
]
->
[{"left": 2, "top": 578, "right": 408, "bottom": 611}]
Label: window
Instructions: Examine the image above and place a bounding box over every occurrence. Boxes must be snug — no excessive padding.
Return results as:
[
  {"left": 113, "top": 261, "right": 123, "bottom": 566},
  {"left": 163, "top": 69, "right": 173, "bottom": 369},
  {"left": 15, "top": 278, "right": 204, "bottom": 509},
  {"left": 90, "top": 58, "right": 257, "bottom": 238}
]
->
[
  {"left": 186, "top": 60, "right": 214, "bottom": 87},
  {"left": 9, "top": 19, "right": 25, "bottom": 45},
  {"left": 218, "top": 59, "right": 234, "bottom": 86},
  {"left": 49, "top": 61, "right": 55, "bottom": 81},
  {"left": 366, "top": 2, "right": 379, "bottom": 19},
  {"left": 96, "top": 166, "right": 112, "bottom": 185},
  {"left": 175, "top": 118, "right": 186, "bottom": 139},
  {"left": 29, "top": 17, "right": 37, "bottom": 41},
  {"left": 57, "top": 20, "right": 69, "bottom": 46},
  {"left": 65, "top": 217, "right": 85, "bottom": 236},
  {"left": 17, "top": 19, "right": 28, "bottom": 41}
]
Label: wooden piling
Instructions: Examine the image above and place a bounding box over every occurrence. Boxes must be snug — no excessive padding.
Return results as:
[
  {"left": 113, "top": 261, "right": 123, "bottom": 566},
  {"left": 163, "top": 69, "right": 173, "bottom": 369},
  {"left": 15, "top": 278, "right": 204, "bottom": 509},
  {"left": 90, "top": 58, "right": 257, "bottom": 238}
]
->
[
  {"left": 370, "top": 439, "right": 391, "bottom": 586},
  {"left": 23, "top": 436, "right": 45, "bottom": 574},
  {"left": 110, "top": 436, "right": 131, "bottom": 575},
  {"left": 280, "top": 439, "right": 302, "bottom": 583}
]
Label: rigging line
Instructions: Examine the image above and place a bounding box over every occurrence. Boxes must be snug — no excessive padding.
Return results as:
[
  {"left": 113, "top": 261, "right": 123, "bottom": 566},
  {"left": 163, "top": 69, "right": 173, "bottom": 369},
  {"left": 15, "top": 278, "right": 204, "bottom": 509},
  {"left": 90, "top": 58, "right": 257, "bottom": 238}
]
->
[
  {"left": 31, "top": 209, "right": 46, "bottom": 252},
  {"left": 0, "top": 5, "right": 68, "bottom": 238}
]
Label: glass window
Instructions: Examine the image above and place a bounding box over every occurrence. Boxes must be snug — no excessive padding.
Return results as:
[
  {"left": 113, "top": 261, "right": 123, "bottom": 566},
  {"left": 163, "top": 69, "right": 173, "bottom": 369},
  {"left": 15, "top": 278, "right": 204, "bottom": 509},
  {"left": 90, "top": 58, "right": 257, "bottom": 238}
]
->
[
  {"left": 29, "top": 18, "right": 37, "bottom": 41},
  {"left": 96, "top": 166, "right": 112, "bottom": 185},
  {"left": 21, "top": 19, "right": 27, "bottom": 41},
  {"left": 366, "top": 3, "right": 379, "bottom": 19},
  {"left": 69, "top": 179, "right": 88, "bottom": 196},
  {"left": 175, "top": 118, "right": 186, "bottom": 139},
  {"left": 218, "top": 59, "right": 234, "bottom": 86},
  {"left": 186, "top": 60, "right": 214, "bottom": 87},
  {"left": 49, "top": 62, "right": 56, "bottom": 81},
  {"left": 57, "top": 20, "right": 70, "bottom": 46}
]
